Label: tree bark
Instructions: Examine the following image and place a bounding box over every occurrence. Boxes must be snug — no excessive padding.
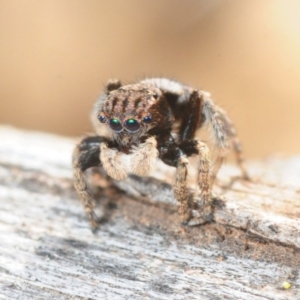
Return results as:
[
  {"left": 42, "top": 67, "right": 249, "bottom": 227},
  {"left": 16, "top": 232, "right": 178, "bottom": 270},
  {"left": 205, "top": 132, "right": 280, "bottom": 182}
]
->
[{"left": 0, "top": 126, "right": 299, "bottom": 299}]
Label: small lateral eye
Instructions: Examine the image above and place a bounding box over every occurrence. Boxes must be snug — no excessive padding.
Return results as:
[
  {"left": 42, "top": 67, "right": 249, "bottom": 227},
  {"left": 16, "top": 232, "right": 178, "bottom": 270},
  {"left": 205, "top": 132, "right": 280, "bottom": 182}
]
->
[
  {"left": 124, "top": 118, "right": 140, "bottom": 132},
  {"left": 143, "top": 115, "right": 152, "bottom": 123},
  {"left": 98, "top": 115, "right": 107, "bottom": 123},
  {"left": 109, "top": 118, "right": 123, "bottom": 132}
]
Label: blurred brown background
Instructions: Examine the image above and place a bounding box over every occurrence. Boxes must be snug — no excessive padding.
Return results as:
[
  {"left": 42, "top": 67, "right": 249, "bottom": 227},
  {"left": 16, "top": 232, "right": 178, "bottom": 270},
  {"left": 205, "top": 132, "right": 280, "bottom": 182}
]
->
[{"left": 0, "top": 0, "right": 299, "bottom": 158}]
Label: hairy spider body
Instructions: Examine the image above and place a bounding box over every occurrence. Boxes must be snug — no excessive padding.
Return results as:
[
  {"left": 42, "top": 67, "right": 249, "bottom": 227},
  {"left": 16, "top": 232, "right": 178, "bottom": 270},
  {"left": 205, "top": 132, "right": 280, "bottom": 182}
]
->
[{"left": 73, "top": 78, "right": 248, "bottom": 230}]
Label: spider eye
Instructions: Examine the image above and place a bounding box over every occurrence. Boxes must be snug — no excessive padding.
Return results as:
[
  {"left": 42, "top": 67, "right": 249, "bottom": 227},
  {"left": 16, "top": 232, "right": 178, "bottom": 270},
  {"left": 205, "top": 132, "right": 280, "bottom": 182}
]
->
[
  {"left": 98, "top": 115, "right": 107, "bottom": 123},
  {"left": 143, "top": 115, "right": 152, "bottom": 123},
  {"left": 124, "top": 118, "right": 140, "bottom": 132},
  {"left": 109, "top": 118, "right": 122, "bottom": 132}
]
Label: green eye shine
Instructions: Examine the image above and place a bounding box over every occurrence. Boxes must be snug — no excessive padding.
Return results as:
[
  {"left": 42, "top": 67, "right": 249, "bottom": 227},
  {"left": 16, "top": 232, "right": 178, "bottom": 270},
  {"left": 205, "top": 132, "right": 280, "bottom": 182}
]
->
[
  {"left": 111, "top": 118, "right": 119, "bottom": 124},
  {"left": 109, "top": 118, "right": 122, "bottom": 132},
  {"left": 124, "top": 118, "right": 140, "bottom": 132},
  {"left": 127, "top": 119, "right": 135, "bottom": 125}
]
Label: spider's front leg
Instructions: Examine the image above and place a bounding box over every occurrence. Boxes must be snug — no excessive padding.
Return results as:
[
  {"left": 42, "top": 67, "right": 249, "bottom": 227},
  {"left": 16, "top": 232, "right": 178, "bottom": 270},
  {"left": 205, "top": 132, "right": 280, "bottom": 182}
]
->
[
  {"left": 73, "top": 136, "right": 104, "bottom": 230},
  {"left": 72, "top": 136, "right": 128, "bottom": 230},
  {"left": 159, "top": 139, "right": 212, "bottom": 226}
]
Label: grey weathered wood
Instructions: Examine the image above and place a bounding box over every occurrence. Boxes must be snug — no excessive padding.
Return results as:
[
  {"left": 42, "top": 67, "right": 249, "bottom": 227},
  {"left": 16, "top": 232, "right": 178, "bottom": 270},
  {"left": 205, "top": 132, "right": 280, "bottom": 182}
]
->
[{"left": 0, "top": 126, "right": 299, "bottom": 300}]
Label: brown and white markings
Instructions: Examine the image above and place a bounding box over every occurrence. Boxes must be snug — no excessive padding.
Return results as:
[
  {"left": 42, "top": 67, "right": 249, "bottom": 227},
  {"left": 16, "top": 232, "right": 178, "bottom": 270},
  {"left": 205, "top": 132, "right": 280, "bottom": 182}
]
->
[{"left": 72, "top": 78, "right": 248, "bottom": 230}]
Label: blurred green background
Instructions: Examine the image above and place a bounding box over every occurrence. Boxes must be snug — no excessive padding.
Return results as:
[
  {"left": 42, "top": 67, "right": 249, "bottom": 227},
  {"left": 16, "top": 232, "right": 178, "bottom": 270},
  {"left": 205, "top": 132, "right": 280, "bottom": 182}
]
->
[{"left": 1, "top": 0, "right": 300, "bottom": 158}]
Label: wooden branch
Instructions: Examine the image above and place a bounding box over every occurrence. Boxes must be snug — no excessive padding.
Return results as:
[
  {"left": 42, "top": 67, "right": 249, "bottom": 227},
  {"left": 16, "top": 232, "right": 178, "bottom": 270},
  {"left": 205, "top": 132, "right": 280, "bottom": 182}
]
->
[{"left": 0, "top": 126, "right": 299, "bottom": 299}]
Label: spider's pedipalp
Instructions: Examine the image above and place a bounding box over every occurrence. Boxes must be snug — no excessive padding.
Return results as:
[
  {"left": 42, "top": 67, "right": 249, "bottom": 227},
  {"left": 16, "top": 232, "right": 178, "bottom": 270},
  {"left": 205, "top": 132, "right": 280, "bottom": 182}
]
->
[
  {"left": 131, "top": 136, "right": 159, "bottom": 176},
  {"left": 100, "top": 143, "right": 128, "bottom": 180}
]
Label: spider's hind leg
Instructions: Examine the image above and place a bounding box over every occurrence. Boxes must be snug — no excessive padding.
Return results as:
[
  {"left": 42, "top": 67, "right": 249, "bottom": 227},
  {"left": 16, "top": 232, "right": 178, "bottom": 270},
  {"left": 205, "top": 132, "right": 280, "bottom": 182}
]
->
[
  {"left": 218, "top": 106, "right": 249, "bottom": 180},
  {"left": 201, "top": 92, "right": 249, "bottom": 184}
]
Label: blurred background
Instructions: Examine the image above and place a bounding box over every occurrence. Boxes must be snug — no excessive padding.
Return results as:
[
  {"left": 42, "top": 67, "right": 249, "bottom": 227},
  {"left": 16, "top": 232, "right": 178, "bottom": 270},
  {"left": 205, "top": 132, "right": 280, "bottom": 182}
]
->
[{"left": 0, "top": 0, "right": 299, "bottom": 158}]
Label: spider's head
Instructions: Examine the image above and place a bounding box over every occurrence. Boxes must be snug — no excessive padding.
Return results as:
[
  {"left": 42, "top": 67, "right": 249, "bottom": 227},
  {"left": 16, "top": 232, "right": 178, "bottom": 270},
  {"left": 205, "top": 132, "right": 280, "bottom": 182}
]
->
[{"left": 96, "top": 82, "right": 172, "bottom": 145}]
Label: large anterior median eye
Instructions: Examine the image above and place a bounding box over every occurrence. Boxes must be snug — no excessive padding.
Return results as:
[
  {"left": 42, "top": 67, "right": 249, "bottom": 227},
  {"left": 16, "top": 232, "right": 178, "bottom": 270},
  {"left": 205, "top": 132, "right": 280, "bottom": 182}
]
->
[
  {"left": 109, "top": 118, "right": 123, "bottom": 132},
  {"left": 124, "top": 118, "right": 140, "bottom": 132}
]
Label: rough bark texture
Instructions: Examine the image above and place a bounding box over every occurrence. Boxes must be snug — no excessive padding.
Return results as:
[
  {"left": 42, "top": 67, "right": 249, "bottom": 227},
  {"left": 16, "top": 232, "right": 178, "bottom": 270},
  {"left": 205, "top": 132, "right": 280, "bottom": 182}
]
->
[{"left": 0, "top": 126, "right": 299, "bottom": 299}]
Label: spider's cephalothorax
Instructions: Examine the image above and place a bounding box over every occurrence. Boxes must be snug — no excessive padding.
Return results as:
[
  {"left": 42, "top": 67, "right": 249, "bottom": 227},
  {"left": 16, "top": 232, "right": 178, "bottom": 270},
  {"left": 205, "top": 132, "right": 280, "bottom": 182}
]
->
[
  {"left": 73, "top": 78, "right": 248, "bottom": 230},
  {"left": 97, "top": 83, "right": 173, "bottom": 147}
]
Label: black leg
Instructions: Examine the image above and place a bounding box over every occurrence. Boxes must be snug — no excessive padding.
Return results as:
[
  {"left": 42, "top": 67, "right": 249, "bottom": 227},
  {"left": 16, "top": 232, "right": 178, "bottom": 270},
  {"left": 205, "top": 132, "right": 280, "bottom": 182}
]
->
[
  {"left": 179, "top": 90, "right": 204, "bottom": 142},
  {"left": 158, "top": 140, "right": 192, "bottom": 224},
  {"left": 77, "top": 139, "right": 101, "bottom": 171},
  {"left": 72, "top": 135, "right": 110, "bottom": 230},
  {"left": 159, "top": 138, "right": 212, "bottom": 226}
]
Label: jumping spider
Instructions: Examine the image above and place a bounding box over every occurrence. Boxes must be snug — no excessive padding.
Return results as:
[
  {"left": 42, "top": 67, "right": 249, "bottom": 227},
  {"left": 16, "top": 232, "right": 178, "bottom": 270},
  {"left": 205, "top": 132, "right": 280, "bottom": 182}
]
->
[{"left": 73, "top": 78, "right": 248, "bottom": 230}]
